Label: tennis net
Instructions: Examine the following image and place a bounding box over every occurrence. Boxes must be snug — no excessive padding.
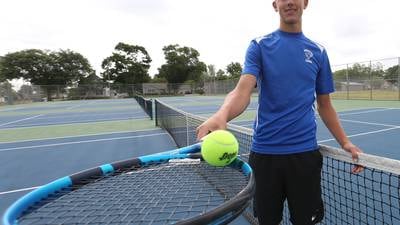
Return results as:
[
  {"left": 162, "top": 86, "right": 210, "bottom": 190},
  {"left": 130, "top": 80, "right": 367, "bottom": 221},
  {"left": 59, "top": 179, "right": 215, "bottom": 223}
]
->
[
  {"left": 154, "top": 99, "right": 400, "bottom": 225},
  {"left": 134, "top": 94, "right": 153, "bottom": 120}
]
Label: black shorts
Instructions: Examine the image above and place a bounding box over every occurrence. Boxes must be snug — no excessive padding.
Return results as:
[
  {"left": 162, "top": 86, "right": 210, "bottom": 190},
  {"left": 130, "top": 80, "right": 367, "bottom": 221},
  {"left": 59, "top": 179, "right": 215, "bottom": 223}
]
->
[{"left": 249, "top": 149, "right": 324, "bottom": 225}]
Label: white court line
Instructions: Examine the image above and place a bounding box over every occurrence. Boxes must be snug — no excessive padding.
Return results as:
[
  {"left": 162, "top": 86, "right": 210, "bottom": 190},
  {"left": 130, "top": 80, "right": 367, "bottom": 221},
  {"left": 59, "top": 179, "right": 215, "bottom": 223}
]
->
[
  {"left": 318, "top": 126, "right": 400, "bottom": 143},
  {"left": 41, "top": 111, "right": 146, "bottom": 120},
  {"left": 66, "top": 104, "right": 84, "bottom": 110},
  {"left": 0, "top": 114, "right": 43, "bottom": 127},
  {"left": 64, "top": 101, "right": 106, "bottom": 110},
  {"left": 0, "top": 132, "right": 168, "bottom": 153},
  {"left": 0, "top": 107, "right": 26, "bottom": 112},
  {"left": 197, "top": 107, "right": 257, "bottom": 115},
  {"left": 0, "top": 128, "right": 162, "bottom": 144},
  {"left": 340, "top": 119, "right": 398, "bottom": 128},
  {"left": 234, "top": 118, "right": 398, "bottom": 128},
  {"left": 0, "top": 186, "right": 40, "bottom": 195},
  {"left": 338, "top": 108, "right": 395, "bottom": 116},
  {"left": 0, "top": 116, "right": 149, "bottom": 129}
]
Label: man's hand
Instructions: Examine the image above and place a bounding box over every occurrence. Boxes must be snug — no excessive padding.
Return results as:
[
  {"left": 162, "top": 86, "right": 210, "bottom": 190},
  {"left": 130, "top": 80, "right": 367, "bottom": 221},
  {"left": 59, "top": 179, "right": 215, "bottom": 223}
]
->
[
  {"left": 342, "top": 142, "right": 364, "bottom": 173},
  {"left": 196, "top": 115, "right": 227, "bottom": 141}
]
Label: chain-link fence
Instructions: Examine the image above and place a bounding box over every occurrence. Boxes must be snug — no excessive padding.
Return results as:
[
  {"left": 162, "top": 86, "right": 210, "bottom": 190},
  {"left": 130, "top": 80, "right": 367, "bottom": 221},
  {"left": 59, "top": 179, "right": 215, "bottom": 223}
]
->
[
  {"left": 1, "top": 57, "right": 399, "bottom": 105},
  {"left": 331, "top": 57, "right": 400, "bottom": 100},
  {"left": 0, "top": 83, "right": 135, "bottom": 105}
]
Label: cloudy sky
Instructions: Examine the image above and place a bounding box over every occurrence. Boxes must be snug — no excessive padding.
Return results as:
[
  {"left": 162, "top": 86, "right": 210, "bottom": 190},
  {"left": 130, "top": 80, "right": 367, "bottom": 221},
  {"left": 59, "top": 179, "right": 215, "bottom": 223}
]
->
[{"left": 1, "top": 0, "right": 399, "bottom": 77}]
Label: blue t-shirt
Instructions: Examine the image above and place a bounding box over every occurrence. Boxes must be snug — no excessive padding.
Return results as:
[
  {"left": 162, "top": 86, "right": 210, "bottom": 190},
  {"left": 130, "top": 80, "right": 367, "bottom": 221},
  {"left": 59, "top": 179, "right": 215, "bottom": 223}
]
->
[{"left": 242, "top": 29, "right": 335, "bottom": 154}]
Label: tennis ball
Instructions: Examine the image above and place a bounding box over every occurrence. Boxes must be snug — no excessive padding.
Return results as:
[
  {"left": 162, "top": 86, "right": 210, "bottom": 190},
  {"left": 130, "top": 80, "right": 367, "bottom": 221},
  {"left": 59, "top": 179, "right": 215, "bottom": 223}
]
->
[{"left": 201, "top": 130, "right": 239, "bottom": 167}]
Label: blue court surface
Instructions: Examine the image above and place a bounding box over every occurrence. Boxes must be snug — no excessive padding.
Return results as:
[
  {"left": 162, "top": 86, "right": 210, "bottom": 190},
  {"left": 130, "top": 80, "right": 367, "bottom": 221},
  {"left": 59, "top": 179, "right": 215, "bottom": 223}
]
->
[
  {"left": 0, "top": 99, "right": 177, "bottom": 217},
  {"left": 159, "top": 96, "right": 400, "bottom": 159},
  {"left": 1, "top": 96, "right": 399, "bottom": 224}
]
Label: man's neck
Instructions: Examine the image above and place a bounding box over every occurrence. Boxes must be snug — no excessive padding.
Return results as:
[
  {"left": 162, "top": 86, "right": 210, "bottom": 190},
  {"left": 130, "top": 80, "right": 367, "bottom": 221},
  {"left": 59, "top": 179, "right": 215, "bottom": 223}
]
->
[{"left": 279, "top": 22, "right": 302, "bottom": 33}]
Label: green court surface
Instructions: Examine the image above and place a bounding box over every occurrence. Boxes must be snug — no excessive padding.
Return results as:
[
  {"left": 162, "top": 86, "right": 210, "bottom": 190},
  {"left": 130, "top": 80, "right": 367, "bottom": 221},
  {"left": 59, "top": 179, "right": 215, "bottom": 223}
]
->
[{"left": 0, "top": 118, "right": 154, "bottom": 143}]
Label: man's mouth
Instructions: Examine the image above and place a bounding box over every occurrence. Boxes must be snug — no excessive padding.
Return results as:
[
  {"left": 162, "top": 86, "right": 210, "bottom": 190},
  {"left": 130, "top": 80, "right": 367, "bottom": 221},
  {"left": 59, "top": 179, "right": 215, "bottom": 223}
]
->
[{"left": 285, "top": 8, "right": 297, "bottom": 13}]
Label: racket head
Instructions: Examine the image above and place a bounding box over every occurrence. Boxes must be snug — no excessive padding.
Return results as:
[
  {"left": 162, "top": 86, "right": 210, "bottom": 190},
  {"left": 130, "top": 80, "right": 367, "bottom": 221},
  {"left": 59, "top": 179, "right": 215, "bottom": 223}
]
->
[{"left": 3, "top": 143, "right": 254, "bottom": 225}]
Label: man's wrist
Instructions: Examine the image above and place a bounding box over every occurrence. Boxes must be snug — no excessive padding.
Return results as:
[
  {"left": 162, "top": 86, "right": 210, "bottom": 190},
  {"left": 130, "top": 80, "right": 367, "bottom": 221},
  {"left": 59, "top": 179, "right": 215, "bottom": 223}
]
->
[
  {"left": 214, "top": 111, "right": 229, "bottom": 123},
  {"left": 340, "top": 140, "right": 353, "bottom": 149}
]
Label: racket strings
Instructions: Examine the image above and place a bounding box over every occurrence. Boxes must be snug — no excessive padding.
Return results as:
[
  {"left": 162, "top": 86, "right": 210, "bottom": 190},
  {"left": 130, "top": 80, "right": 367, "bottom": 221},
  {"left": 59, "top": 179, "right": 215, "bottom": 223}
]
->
[{"left": 18, "top": 161, "right": 249, "bottom": 225}]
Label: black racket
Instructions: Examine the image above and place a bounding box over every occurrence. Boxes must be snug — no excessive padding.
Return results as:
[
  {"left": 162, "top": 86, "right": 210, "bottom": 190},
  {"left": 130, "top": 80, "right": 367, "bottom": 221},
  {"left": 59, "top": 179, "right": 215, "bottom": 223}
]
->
[{"left": 3, "top": 143, "right": 254, "bottom": 225}]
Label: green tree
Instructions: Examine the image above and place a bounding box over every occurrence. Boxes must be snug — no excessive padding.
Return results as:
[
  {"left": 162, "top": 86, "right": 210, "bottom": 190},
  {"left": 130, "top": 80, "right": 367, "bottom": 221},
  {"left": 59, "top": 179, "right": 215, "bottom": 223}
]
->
[
  {"left": 0, "top": 81, "right": 18, "bottom": 104},
  {"left": 216, "top": 69, "right": 228, "bottom": 80},
  {"left": 0, "top": 49, "right": 93, "bottom": 100},
  {"left": 0, "top": 56, "right": 5, "bottom": 82},
  {"left": 0, "top": 49, "right": 52, "bottom": 82},
  {"left": 68, "top": 71, "right": 105, "bottom": 99},
  {"left": 18, "top": 84, "right": 34, "bottom": 100},
  {"left": 333, "top": 63, "right": 384, "bottom": 82},
  {"left": 157, "top": 44, "right": 206, "bottom": 85},
  {"left": 51, "top": 50, "right": 93, "bottom": 85},
  {"left": 207, "top": 65, "right": 216, "bottom": 78},
  {"left": 101, "top": 42, "right": 151, "bottom": 86},
  {"left": 226, "top": 62, "right": 242, "bottom": 79},
  {"left": 151, "top": 76, "right": 168, "bottom": 83},
  {"left": 333, "top": 69, "right": 347, "bottom": 81},
  {"left": 385, "top": 65, "right": 400, "bottom": 84}
]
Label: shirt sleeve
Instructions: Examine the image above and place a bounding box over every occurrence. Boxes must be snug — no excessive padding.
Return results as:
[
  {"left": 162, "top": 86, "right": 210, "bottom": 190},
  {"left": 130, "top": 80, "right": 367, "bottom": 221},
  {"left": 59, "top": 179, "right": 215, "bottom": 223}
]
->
[
  {"left": 316, "top": 49, "right": 335, "bottom": 95},
  {"left": 241, "top": 40, "right": 262, "bottom": 79}
]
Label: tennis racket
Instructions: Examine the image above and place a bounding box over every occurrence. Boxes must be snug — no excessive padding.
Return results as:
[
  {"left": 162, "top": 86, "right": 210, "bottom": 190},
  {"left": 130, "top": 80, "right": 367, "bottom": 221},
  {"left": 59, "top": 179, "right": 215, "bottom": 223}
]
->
[{"left": 3, "top": 143, "right": 254, "bottom": 225}]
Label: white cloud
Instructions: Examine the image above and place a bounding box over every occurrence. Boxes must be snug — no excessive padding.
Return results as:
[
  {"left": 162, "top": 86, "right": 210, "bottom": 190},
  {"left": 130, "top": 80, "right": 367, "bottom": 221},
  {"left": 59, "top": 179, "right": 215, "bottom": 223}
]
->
[{"left": 1, "top": 0, "right": 399, "bottom": 78}]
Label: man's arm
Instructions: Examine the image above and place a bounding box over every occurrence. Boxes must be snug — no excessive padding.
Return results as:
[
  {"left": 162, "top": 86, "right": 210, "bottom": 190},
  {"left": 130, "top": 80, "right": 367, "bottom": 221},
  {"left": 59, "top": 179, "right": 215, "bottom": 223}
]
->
[
  {"left": 196, "top": 75, "right": 256, "bottom": 139},
  {"left": 316, "top": 94, "right": 363, "bottom": 173}
]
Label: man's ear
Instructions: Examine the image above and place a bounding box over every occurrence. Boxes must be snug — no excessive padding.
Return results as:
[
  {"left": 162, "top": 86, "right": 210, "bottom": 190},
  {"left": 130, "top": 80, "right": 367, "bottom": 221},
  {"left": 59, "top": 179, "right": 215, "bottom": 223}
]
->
[
  {"left": 304, "top": 0, "right": 309, "bottom": 9},
  {"left": 272, "top": 1, "right": 278, "bottom": 12}
]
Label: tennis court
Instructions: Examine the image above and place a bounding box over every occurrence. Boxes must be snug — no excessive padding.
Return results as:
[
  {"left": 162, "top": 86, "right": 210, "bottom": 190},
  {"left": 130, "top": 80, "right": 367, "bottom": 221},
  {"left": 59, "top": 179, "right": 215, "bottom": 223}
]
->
[
  {"left": 1, "top": 96, "right": 400, "bottom": 224},
  {"left": 159, "top": 96, "right": 400, "bottom": 159},
  {"left": 154, "top": 96, "right": 400, "bottom": 224},
  {"left": 0, "top": 99, "right": 177, "bottom": 215}
]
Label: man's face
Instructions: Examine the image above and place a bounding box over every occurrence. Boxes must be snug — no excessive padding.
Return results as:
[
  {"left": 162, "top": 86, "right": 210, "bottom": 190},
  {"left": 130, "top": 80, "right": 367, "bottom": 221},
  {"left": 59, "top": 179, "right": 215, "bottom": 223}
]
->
[{"left": 273, "top": 0, "right": 308, "bottom": 25}]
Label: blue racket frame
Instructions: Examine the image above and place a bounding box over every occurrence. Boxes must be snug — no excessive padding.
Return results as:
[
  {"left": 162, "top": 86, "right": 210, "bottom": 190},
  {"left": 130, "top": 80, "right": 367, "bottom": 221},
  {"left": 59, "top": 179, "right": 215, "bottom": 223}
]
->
[{"left": 3, "top": 143, "right": 254, "bottom": 225}]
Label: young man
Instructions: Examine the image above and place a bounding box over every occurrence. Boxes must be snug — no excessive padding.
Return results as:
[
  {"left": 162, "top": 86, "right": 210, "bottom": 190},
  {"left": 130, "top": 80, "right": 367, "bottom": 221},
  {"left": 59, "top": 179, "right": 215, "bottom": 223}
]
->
[{"left": 196, "top": 0, "right": 363, "bottom": 224}]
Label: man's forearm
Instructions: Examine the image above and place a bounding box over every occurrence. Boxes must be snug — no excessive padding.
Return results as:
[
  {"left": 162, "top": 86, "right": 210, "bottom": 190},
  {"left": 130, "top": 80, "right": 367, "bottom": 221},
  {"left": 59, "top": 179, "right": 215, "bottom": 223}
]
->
[
  {"left": 318, "top": 102, "right": 350, "bottom": 148},
  {"left": 215, "top": 90, "right": 250, "bottom": 122}
]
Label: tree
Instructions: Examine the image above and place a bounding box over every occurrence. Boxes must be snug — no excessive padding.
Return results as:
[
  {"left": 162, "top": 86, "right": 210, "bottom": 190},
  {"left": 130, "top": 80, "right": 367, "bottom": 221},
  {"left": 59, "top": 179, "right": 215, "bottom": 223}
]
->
[
  {"left": 51, "top": 50, "right": 93, "bottom": 86},
  {"left": 101, "top": 42, "right": 151, "bottom": 86},
  {"left": 207, "top": 65, "right": 216, "bottom": 78},
  {"left": 50, "top": 50, "right": 94, "bottom": 99},
  {"left": 0, "top": 49, "right": 93, "bottom": 100},
  {"left": 216, "top": 69, "right": 228, "bottom": 80},
  {"left": 226, "top": 62, "right": 242, "bottom": 79},
  {"left": 0, "top": 49, "right": 52, "bottom": 82},
  {"left": 0, "top": 81, "right": 18, "bottom": 104},
  {"left": 157, "top": 44, "right": 206, "bottom": 86},
  {"left": 68, "top": 71, "right": 106, "bottom": 99},
  {"left": 385, "top": 65, "right": 400, "bottom": 84},
  {"left": 18, "top": 84, "right": 34, "bottom": 101},
  {"left": 203, "top": 64, "right": 217, "bottom": 83},
  {"left": 333, "top": 63, "right": 384, "bottom": 82},
  {"left": 0, "top": 56, "right": 5, "bottom": 82}
]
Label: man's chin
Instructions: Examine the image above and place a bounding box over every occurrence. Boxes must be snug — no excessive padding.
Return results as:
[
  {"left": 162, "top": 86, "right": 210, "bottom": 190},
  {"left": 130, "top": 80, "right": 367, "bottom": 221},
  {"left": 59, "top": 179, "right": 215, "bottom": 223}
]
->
[{"left": 283, "top": 18, "right": 300, "bottom": 25}]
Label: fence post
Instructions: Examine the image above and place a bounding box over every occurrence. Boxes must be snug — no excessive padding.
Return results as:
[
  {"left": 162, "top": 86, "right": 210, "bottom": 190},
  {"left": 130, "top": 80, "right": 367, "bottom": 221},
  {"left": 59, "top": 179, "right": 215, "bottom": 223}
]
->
[
  {"left": 398, "top": 57, "right": 400, "bottom": 101},
  {"left": 346, "top": 64, "right": 349, "bottom": 100},
  {"left": 369, "top": 61, "right": 373, "bottom": 100}
]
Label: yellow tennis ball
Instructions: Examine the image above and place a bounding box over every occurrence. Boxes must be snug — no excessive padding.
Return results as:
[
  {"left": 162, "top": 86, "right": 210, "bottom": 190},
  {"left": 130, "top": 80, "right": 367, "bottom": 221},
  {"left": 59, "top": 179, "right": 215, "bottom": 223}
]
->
[{"left": 201, "top": 130, "right": 239, "bottom": 167}]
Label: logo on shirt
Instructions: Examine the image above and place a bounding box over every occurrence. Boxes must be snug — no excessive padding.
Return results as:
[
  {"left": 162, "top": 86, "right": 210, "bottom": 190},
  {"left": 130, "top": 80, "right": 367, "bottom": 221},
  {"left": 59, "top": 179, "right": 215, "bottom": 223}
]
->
[{"left": 304, "top": 49, "right": 313, "bottom": 64}]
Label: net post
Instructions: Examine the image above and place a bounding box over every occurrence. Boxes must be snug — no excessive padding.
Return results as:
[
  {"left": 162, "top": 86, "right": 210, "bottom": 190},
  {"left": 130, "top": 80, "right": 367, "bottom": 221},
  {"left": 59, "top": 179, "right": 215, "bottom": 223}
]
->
[
  {"left": 186, "top": 114, "right": 190, "bottom": 146},
  {"left": 155, "top": 99, "right": 159, "bottom": 127}
]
